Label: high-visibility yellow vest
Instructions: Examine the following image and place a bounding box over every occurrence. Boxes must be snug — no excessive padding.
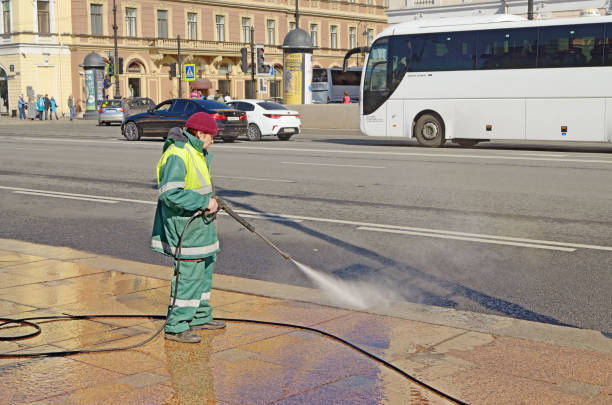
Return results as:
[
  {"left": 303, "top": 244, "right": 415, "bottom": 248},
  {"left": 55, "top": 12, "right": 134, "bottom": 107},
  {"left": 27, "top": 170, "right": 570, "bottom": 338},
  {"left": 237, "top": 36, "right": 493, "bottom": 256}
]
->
[{"left": 156, "top": 143, "right": 213, "bottom": 196}]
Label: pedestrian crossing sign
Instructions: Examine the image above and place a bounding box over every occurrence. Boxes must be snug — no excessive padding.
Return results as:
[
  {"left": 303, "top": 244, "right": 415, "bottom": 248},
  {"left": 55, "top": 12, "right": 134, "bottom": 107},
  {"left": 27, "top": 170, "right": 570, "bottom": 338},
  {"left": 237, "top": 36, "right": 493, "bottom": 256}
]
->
[{"left": 184, "top": 64, "right": 196, "bottom": 81}]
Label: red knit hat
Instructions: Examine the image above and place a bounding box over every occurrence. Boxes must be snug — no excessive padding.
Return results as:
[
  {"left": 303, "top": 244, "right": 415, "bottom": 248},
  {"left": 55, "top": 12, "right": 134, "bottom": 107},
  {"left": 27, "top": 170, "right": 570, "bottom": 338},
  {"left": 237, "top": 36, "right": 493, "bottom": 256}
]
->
[{"left": 185, "top": 112, "right": 218, "bottom": 136}]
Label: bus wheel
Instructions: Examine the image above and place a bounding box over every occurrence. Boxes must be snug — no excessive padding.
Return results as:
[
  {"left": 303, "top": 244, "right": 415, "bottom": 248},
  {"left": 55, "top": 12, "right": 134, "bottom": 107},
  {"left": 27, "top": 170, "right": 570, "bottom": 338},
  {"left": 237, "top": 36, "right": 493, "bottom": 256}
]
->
[
  {"left": 415, "top": 114, "right": 445, "bottom": 147},
  {"left": 455, "top": 139, "right": 481, "bottom": 148}
]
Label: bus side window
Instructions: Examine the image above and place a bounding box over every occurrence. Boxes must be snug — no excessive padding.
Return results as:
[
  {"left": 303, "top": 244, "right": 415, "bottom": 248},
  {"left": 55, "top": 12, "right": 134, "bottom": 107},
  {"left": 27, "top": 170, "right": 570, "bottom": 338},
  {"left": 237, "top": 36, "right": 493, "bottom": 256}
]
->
[
  {"left": 538, "top": 24, "right": 604, "bottom": 68},
  {"left": 477, "top": 28, "right": 537, "bottom": 70}
]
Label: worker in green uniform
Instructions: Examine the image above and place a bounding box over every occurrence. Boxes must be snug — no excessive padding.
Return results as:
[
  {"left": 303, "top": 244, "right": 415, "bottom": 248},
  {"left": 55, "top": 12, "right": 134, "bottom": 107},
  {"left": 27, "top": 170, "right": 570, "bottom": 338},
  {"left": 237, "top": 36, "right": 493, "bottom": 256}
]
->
[{"left": 151, "top": 112, "right": 226, "bottom": 343}]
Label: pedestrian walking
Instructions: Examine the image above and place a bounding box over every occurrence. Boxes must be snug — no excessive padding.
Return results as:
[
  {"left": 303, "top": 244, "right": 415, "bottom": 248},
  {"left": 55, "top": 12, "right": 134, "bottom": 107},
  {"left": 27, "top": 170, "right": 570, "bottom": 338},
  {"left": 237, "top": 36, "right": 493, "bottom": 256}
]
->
[
  {"left": 50, "top": 97, "right": 59, "bottom": 120},
  {"left": 18, "top": 95, "right": 27, "bottom": 120},
  {"left": 43, "top": 94, "right": 51, "bottom": 120},
  {"left": 36, "top": 95, "right": 45, "bottom": 120},
  {"left": 151, "top": 113, "right": 225, "bottom": 343},
  {"left": 68, "top": 95, "right": 75, "bottom": 121},
  {"left": 343, "top": 90, "right": 350, "bottom": 104},
  {"left": 213, "top": 90, "right": 224, "bottom": 103},
  {"left": 223, "top": 93, "right": 232, "bottom": 103}
]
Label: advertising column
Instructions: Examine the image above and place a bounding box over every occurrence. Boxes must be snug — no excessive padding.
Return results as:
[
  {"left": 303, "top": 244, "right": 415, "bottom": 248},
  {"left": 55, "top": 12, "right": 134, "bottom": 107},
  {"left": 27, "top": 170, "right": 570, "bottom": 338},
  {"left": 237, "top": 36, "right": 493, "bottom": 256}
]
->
[
  {"left": 80, "top": 52, "right": 106, "bottom": 120},
  {"left": 280, "top": 28, "right": 315, "bottom": 105}
]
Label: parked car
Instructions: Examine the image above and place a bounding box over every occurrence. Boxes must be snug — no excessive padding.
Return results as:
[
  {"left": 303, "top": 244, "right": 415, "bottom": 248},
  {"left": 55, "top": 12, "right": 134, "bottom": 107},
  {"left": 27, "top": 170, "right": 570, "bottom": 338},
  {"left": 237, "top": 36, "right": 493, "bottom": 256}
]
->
[
  {"left": 98, "top": 97, "right": 155, "bottom": 126},
  {"left": 121, "top": 98, "right": 247, "bottom": 142},
  {"left": 227, "top": 100, "right": 301, "bottom": 141}
]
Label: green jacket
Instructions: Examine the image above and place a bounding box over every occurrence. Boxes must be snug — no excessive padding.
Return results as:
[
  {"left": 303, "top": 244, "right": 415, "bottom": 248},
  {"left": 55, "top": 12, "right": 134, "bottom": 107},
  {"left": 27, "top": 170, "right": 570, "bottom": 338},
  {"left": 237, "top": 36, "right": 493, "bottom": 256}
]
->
[{"left": 151, "top": 129, "right": 219, "bottom": 260}]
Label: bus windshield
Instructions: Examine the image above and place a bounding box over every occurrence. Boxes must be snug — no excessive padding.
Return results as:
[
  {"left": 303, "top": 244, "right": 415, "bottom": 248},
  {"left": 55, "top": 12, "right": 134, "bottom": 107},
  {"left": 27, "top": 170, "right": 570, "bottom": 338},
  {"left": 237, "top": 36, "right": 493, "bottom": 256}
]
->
[{"left": 363, "top": 37, "right": 388, "bottom": 115}]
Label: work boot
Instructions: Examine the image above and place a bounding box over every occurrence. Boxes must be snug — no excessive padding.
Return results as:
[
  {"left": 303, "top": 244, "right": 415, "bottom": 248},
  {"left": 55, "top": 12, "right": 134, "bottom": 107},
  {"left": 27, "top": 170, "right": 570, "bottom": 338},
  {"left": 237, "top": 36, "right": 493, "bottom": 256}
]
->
[
  {"left": 164, "top": 330, "right": 201, "bottom": 343},
  {"left": 190, "top": 319, "right": 226, "bottom": 330}
]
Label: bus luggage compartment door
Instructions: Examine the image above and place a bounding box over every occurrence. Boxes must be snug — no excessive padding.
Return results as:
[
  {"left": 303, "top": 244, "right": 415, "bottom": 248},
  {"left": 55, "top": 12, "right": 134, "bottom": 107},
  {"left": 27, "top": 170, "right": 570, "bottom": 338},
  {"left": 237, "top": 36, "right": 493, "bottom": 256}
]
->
[
  {"left": 386, "top": 100, "right": 404, "bottom": 137},
  {"left": 454, "top": 99, "right": 525, "bottom": 140},
  {"left": 526, "top": 99, "right": 605, "bottom": 142}
]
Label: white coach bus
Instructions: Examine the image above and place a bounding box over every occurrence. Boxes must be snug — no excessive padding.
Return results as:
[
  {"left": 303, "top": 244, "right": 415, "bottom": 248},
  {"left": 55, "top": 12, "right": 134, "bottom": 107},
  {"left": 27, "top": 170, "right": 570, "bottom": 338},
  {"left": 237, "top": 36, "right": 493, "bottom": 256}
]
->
[{"left": 344, "top": 14, "right": 612, "bottom": 147}]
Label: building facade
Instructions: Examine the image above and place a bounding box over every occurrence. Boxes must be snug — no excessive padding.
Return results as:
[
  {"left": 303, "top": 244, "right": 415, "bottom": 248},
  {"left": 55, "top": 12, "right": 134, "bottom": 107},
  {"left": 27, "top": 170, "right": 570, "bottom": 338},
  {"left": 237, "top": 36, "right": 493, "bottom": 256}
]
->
[
  {"left": 0, "top": 0, "right": 387, "bottom": 117},
  {"left": 386, "top": 0, "right": 612, "bottom": 23}
]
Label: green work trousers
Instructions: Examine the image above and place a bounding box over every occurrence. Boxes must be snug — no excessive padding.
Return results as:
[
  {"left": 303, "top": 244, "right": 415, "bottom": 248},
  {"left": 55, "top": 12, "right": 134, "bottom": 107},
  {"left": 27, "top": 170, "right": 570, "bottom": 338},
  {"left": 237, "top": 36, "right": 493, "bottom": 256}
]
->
[{"left": 165, "top": 255, "right": 215, "bottom": 334}]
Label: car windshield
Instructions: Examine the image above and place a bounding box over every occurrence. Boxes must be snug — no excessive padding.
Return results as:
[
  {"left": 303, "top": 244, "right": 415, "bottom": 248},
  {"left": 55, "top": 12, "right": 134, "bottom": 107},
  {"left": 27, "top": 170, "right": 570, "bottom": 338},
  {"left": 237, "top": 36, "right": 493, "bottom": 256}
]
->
[
  {"left": 193, "top": 99, "right": 230, "bottom": 110},
  {"left": 257, "top": 102, "right": 287, "bottom": 110},
  {"left": 101, "top": 100, "right": 122, "bottom": 108}
]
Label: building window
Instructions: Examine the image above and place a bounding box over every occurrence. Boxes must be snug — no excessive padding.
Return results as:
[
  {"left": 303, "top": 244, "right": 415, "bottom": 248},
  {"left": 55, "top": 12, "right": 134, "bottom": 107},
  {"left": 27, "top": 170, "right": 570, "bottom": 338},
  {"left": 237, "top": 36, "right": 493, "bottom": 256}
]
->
[
  {"left": 90, "top": 4, "right": 102, "bottom": 35},
  {"left": 125, "top": 7, "right": 136, "bottom": 37},
  {"left": 330, "top": 25, "right": 337, "bottom": 49},
  {"left": 2, "top": 0, "right": 10, "bottom": 33},
  {"left": 384, "top": 0, "right": 389, "bottom": 7},
  {"left": 368, "top": 0, "right": 373, "bottom": 5},
  {"left": 349, "top": 27, "right": 356, "bottom": 48},
  {"left": 215, "top": 15, "right": 225, "bottom": 41},
  {"left": 157, "top": 10, "right": 168, "bottom": 38},
  {"left": 242, "top": 17, "right": 251, "bottom": 43},
  {"left": 366, "top": 28, "right": 374, "bottom": 46},
  {"left": 310, "top": 24, "right": 318, "bottom": 46},
  {"left": 289, "top": 21, "right": 296, "bottom": 31},
  {"left": 187, "top": 12, "right": 197, "bottom": 40},
  {"left": 37, "top": 0, "right": 49, "bottom": 34},
  {"left": 267, "top": 19, "right": 275, "bottom": 45}
]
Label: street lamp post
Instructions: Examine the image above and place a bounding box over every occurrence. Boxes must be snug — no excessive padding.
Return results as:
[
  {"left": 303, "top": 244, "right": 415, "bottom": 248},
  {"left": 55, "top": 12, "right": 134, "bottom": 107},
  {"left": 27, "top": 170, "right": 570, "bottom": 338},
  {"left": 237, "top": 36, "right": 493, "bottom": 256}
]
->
[{"left": 112, "top": 0, "right": 120, "bottom": 99}]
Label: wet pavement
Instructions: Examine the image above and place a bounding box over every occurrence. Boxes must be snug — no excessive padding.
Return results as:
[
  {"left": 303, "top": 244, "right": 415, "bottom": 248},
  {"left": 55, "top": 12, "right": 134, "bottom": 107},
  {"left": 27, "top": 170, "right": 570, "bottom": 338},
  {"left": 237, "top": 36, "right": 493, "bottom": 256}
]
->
[{"left": 0, "top": 239, "right": 611, "bottom": 404}]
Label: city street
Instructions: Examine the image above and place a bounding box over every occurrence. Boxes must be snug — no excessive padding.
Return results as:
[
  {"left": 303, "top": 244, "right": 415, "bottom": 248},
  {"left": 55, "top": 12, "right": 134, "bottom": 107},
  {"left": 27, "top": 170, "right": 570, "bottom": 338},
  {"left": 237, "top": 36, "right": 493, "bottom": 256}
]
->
[{"left": 1, "top": 119, "right": 611, "bottom": 334}]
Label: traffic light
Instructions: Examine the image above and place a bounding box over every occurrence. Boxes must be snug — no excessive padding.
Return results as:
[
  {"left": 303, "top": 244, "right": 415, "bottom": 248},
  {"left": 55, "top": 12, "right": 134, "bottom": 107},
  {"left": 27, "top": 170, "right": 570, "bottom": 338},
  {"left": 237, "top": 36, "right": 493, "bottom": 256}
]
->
[
  {"left": 255, "top": 45, "right": 268, "bottom": 74},
  {"left": 118, "top": 57, "right": 124, "bottom": 75},
  {"left": 170, "top": 63, "right": 177, "bottom": 78},
  {"left": 240, "top": 47, "right": 248, "bottom": 73},
  {"left": 108, "top": 57, "right": 114, "bottom": 77}
]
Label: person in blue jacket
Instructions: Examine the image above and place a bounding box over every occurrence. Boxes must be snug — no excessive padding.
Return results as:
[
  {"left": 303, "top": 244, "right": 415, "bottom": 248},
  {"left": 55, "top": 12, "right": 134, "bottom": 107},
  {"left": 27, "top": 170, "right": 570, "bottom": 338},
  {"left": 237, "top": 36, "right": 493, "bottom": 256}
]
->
[{"left": 50, "top": 97, "right": 59, "bottom": 120}]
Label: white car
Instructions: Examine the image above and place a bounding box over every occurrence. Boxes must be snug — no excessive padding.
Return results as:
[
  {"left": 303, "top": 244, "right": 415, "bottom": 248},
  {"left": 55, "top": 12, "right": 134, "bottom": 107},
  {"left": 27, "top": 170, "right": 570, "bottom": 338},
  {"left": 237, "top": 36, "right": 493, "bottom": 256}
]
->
[{"left": 227, "top": 100, "right": 301, "bottom": 141}]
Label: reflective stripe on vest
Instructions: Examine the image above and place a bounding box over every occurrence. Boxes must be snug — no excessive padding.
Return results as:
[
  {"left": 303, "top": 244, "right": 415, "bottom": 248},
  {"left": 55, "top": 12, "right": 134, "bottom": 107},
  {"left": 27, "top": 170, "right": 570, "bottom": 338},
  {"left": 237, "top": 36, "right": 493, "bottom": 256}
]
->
[
  {"left": 151, "top": 239, "right": 219, "bottom": 256},
  {"left": 157, "top": 143, "right": 213, "bottom": 195}
]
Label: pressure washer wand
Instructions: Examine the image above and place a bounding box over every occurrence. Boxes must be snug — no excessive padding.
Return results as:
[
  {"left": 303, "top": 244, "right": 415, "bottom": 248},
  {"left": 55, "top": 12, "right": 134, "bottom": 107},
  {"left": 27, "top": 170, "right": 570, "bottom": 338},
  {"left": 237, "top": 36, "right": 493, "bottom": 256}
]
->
[{"left": 215, "top": 198, "right": 292, "bottom": 260}]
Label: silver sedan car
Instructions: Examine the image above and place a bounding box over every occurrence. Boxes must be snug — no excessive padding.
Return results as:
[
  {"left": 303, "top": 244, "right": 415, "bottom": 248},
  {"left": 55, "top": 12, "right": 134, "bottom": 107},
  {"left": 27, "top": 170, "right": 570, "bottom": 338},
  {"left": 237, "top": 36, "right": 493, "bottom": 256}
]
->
[{"left": 98, "top": 97, "right": 155, "bottom": 126}]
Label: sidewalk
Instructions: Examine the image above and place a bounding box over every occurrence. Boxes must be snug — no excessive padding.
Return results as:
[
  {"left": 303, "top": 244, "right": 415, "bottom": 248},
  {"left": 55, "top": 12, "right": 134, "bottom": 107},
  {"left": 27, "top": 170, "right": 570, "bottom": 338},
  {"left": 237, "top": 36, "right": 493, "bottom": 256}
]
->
[{"left": 0, "top": 239, "right": 610, "bottom": 404}]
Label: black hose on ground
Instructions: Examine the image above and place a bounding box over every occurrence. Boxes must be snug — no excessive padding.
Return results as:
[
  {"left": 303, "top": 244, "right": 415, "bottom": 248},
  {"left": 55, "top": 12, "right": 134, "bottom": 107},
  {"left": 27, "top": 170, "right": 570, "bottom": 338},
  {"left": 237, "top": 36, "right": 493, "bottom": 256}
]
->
[{"left": 0, "top": 206, "right": 468, "bottom": 405}]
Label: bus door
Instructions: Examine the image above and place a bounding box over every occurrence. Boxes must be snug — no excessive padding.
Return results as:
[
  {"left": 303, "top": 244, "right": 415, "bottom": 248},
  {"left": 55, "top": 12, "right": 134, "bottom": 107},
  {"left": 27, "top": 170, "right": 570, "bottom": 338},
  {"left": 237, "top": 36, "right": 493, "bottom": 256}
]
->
[{"left": 362, "top": 38, "right": 389, "bottom": 136}]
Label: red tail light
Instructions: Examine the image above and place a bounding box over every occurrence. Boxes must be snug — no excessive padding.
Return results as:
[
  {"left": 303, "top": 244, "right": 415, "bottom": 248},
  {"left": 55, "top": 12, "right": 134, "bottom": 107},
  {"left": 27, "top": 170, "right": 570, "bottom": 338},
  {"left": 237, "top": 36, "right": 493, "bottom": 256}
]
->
[
  {"left": 264, "top": 114, "right": 282, "bottom": 119},
  {"left": 239, "top": 114, "right": 247, "bottom": 120},
  {"left": 210, "top": 113, "right": 227, "bottom": 121},
  {"left": 119, "top": 108, "right": 125, "bottom": 112},
  {"left": 98, "top": 109, "right": 103, "bottom": 113},
  {"left": 295, "top": 114, "right": 300, "bottom": 118}
]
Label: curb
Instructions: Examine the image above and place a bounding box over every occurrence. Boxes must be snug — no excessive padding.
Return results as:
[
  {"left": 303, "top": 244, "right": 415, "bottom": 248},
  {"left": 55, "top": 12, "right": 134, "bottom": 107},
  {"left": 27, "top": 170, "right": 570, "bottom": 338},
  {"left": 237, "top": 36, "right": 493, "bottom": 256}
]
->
[{"left": 2, "top": 238, "right": 610, "bottom": 354}]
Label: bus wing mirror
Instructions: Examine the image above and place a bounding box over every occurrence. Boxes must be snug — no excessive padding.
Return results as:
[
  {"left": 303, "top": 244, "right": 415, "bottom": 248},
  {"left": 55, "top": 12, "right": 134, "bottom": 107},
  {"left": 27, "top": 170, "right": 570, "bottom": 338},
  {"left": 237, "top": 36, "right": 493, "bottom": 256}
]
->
[{"left": 343, "top": 46, "right": 370, "bottom": 72}]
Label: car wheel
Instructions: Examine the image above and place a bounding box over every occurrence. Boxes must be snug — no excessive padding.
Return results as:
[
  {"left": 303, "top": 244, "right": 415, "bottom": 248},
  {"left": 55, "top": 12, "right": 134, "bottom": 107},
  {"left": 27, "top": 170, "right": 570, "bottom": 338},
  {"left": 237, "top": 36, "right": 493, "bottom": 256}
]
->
[
  {"left": 123, "top": 121, "right": 141, "bottom": 141},
  {"left": 105, "top": 121, "right": 111, "bottom": 126},
  {"left": 414, "top": 114, "right": 445, "bottom": 147},
  {"left": 277, "top": 134, "right": 292, "bottom": 141},
  {"left": 222, "top": 136, "right": 236, "bottom": 143},
  {"left": 247, "top": 124, "right": 262, "bottom": 141}
]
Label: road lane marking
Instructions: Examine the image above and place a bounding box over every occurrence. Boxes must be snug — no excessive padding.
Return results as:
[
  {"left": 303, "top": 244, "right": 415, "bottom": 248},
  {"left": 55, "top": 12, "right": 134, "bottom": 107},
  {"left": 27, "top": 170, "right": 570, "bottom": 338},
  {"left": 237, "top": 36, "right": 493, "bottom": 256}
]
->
[
  {"left": 357, "top": 226, "right": 576, "bottom": 252},
  {"left": 2, "top": 185, "right": 610, "bottom": 252},
  {"left": 14, "top": 191, "right": 119, "bottom": 204},
  {"left": 3, "top": 136, "right": 611, "bottom": 164},
  {"left": 518, "top": 153, "right": 568, "bottom": 157},
  {"left": 281, "top": 161, "right": 386, "bottom": 169},
  {"left": 0, "top": 186, "right": 155, "bottom": 205},
  {"left": 223, "top": 146, "right": 612, "bottom": 164},
  {"left": 3, "top": 147, "right": 51, "bottom": 151},
  {"left": 215, "top": 175, "right": 295, "bottom": 183}
]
